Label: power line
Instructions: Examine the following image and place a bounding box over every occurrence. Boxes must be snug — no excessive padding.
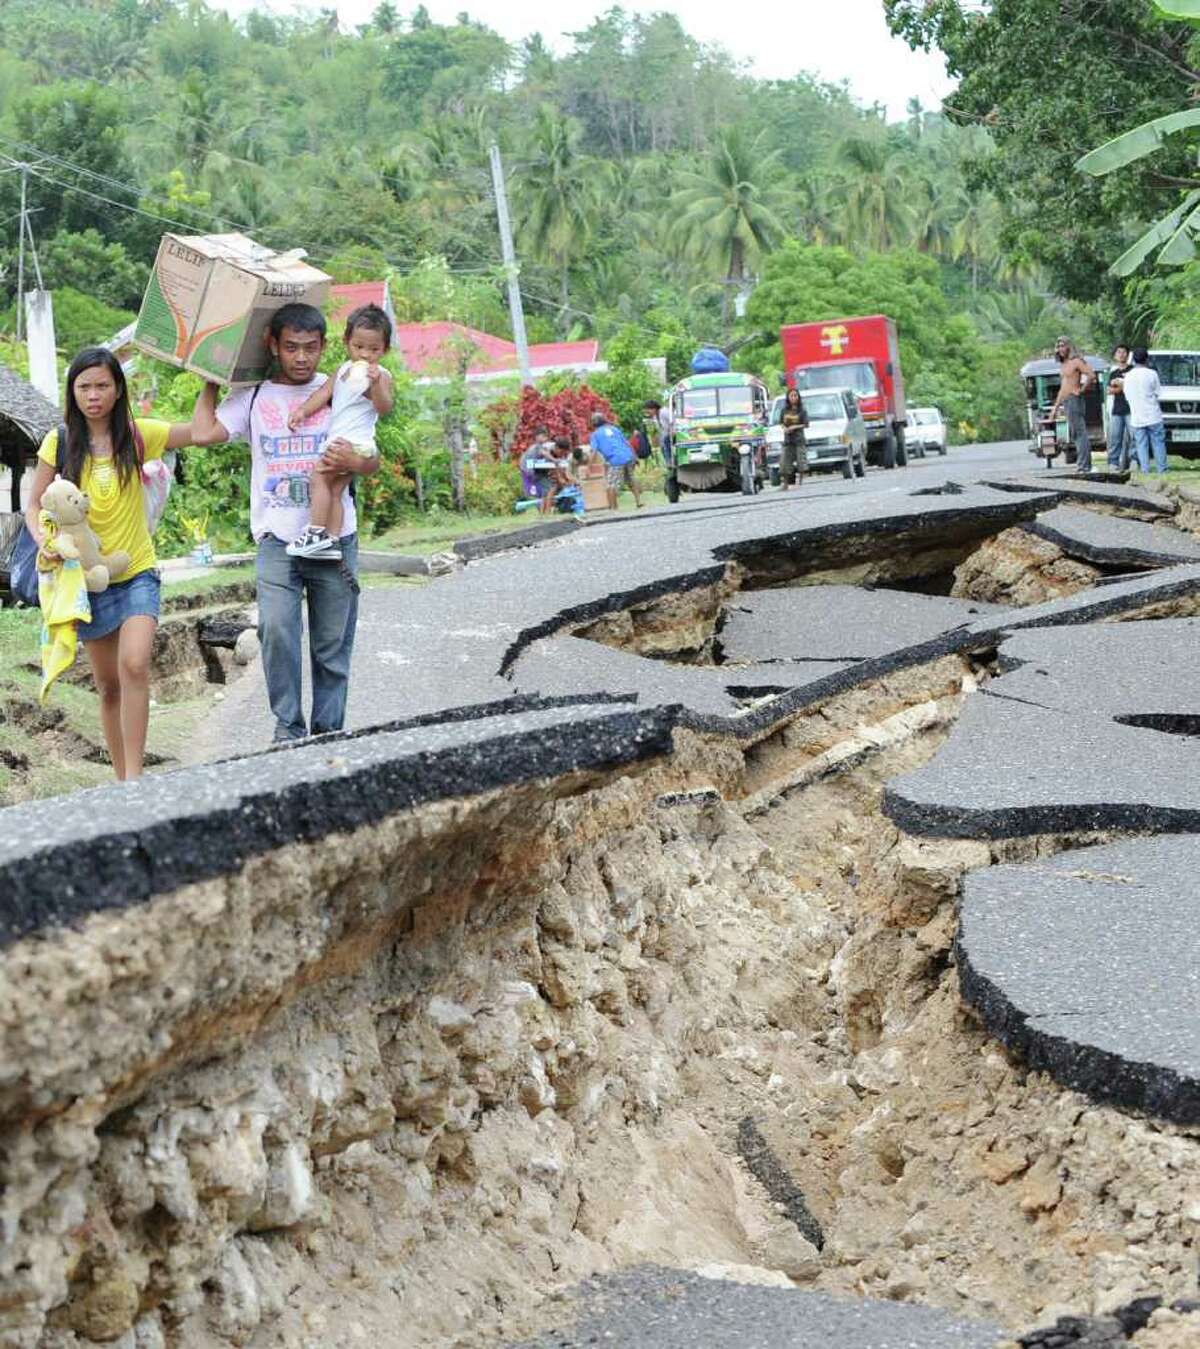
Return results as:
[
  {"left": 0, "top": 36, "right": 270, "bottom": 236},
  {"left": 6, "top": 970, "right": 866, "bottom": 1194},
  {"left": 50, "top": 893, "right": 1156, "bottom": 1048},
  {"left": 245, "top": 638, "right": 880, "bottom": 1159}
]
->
[
  {"left": 0, "top": 131, "right": 501, "bottom": 271},
  {"left": 1, "top": 149, "right": 502, "bottom": 280}
]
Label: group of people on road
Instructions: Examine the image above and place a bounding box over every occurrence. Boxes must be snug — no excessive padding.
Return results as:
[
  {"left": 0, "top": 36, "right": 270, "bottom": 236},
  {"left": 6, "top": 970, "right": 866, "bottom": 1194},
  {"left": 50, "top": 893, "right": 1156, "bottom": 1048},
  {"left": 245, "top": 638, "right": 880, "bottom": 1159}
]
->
[
  {"left": 24, "top": 300, "right": 390, "bottom": 781},
  {"left": 1050, "top": 336, "right": 1169, "bottom": 474}
]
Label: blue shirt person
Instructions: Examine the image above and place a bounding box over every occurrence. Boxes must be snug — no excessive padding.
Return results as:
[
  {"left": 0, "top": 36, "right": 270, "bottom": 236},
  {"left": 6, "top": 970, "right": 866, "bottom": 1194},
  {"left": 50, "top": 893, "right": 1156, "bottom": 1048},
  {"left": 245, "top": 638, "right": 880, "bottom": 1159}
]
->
[{"left": 589, "top": 413, "right": 644, "bottom": 510}]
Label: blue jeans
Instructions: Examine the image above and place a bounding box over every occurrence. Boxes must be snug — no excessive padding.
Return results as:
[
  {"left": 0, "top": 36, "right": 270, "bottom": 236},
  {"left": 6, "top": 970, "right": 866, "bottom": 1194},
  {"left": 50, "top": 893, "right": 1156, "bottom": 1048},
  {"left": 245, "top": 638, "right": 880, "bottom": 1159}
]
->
[
  {"left": 1107, "top": 413, "right": 1133, "bottom": 469},
  {"left": 1133, "top": 422, "right": 1168, "bottom": 474},
  {"left": 256, "top": 533, "right": 359, "bottom": 741}
]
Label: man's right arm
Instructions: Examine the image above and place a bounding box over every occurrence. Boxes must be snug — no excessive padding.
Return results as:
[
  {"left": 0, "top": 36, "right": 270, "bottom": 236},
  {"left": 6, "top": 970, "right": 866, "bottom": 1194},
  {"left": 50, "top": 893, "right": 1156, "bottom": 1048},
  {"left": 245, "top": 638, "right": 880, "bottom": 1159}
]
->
[{"left": 191, "top": 381, "right": 234, "bottom": 446}]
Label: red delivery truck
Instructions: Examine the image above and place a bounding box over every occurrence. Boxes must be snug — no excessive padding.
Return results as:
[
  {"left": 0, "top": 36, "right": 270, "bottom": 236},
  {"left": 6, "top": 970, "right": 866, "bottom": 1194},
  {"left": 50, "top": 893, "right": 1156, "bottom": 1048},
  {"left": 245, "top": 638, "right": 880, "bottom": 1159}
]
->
[{"left": 780, "top": 315, "right": 907, "bottom": 468}]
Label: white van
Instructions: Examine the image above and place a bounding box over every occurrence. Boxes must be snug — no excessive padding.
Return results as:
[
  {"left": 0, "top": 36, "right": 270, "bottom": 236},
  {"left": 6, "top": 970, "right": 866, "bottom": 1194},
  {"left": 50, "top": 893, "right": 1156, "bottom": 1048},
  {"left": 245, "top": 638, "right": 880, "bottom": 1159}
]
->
[{"left": 905, "top": 407, "right": 948, "bottom": 456}]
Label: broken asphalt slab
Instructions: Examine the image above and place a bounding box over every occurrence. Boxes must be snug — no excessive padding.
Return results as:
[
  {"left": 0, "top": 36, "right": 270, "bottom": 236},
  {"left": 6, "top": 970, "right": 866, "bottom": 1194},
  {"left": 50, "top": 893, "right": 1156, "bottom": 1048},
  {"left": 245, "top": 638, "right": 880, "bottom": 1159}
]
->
[
  {"left": 982, "top": 474, "right": 1176, "bottom": 518},
  {"left": 0, "top": 701, "right": 674, "bottom": 948},
  {"left": 509, "top": 633, "right": 856, "bottom": 718},
  {"left": 718, "top": 586, "right": 1005, "bottom": 664},
  {"left": 884, "top": 614, "right": 1200, "bottom": 840},
  {"left": 959, "top": 836, "right": 1200, "bottom": 1124},
  {"left": 1023, "top": 505, "right": 1200, "bottom": 570}
]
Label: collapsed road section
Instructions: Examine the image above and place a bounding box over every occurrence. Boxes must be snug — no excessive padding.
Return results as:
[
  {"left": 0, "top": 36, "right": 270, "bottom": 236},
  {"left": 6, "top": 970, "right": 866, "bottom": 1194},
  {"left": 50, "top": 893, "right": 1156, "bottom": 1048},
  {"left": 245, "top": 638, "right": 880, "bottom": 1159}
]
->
[{"left": 8, "top": 472, "right": 1200, "bottom": 1348}]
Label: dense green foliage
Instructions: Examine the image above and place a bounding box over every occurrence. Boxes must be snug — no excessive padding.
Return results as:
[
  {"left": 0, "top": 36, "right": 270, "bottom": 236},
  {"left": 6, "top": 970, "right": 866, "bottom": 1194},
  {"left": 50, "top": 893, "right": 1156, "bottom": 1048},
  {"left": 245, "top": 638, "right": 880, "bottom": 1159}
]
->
[
  {"left": 744, "top": 244, "right": 1025, "bottom": 439},
  {"left": 885, "top": 0, "right": 1198, "bottom": 336}
]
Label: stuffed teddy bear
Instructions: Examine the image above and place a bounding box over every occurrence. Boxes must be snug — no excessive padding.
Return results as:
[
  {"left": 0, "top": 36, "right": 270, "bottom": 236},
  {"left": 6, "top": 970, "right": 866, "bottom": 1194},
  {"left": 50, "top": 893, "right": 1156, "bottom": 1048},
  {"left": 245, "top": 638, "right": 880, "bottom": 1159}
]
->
[{"left": 39, "top": 475, "right": 130, "bottom": 593}]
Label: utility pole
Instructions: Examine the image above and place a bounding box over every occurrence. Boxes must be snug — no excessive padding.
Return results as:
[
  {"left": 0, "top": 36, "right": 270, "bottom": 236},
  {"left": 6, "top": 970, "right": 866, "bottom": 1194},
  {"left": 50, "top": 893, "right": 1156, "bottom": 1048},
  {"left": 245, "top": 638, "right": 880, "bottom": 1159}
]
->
[
  {"left": 16, "top": 163, "right": 27, "bottom": 342},
  {"left": 488, "top": 142, "right": 532, "bottom": 388}
]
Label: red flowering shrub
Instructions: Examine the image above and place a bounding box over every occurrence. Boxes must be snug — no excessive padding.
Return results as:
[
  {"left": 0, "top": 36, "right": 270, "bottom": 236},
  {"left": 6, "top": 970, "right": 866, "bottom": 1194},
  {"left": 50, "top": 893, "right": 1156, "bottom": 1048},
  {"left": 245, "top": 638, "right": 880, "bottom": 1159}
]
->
[{"left": 504, "top": 385, "right": 615, "bottom": 458}]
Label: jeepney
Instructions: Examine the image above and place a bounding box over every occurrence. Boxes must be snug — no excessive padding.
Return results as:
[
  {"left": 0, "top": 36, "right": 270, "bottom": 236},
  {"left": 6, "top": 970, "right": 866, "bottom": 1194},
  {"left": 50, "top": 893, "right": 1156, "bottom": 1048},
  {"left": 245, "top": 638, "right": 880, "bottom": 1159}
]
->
[
  {"left": 1020, "top": 355, "right": 1110, "bottom": 465},
  {"left": 667, "top": 371, "right": 770, "bottom": 499}
]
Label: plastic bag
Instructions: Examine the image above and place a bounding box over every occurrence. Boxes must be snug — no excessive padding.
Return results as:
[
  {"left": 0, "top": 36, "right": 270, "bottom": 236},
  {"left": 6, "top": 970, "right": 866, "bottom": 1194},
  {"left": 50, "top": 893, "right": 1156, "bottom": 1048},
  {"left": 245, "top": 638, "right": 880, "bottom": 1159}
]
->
[
  {"left": 690, "top": 346, "right": 730, "bottom": 374},
  {"left": 140, "top": 458, "right": 174, "bottom": 534}
]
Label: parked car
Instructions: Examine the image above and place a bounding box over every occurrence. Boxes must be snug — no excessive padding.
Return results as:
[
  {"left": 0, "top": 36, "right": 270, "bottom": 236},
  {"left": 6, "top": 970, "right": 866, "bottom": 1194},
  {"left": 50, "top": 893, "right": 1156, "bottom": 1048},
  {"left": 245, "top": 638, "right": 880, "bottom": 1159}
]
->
[
  {"left": 905, "top": 407, "right": 948, "bottom": 457},
  {"left": 766, "top": 388, "right": 867, "bottom": 480},
  {"left": 1147, "top": 351, "right": 1200, "bottom": 460}
]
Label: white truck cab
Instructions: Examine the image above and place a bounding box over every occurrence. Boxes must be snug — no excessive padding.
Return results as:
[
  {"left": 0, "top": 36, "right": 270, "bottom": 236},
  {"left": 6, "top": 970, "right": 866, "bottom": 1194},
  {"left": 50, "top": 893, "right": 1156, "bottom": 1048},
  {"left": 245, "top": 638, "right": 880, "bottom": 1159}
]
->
[{"left": 1148, "top": 351, "right": 1200, "bottom": 459}]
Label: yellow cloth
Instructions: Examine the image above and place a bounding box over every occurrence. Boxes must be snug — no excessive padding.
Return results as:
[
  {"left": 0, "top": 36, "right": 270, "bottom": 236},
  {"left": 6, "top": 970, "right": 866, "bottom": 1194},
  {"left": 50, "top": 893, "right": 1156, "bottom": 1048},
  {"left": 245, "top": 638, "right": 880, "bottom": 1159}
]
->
[
  {"left": 38, "top": 557, "right": 91, "bottom": 704},
  {"left": 38, "top": 419, "right": 170, "bottom": 581}
]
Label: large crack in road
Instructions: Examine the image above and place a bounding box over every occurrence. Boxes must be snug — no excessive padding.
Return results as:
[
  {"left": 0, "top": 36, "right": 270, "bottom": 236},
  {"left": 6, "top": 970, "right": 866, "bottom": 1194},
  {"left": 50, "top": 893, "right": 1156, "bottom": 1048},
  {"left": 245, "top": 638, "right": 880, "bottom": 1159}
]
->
[{"left": 7, "top": 462, "right": 1200, "bottom": 1348}]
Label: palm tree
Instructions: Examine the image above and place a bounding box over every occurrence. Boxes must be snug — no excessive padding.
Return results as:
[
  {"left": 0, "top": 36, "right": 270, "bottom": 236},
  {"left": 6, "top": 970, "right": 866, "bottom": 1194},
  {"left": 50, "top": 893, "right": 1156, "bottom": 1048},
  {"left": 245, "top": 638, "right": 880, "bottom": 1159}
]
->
[
  {"left": 515, "top": 106, "right": 598, "bottom": 330},
  {"left": 973, "top": 281, "right": 1070, "bottom": 347},
  {"left": 834, "top": 133, "right": 916, "bottom": 254},
  {"left": 371, "top": 2, "right": 399, "bottom": 35},
  {"left": 672, "top": 126, "right": 787, "bottom": 335},
  {"left": 950, "top": 193, "right": 1001, "bottom": 291}
]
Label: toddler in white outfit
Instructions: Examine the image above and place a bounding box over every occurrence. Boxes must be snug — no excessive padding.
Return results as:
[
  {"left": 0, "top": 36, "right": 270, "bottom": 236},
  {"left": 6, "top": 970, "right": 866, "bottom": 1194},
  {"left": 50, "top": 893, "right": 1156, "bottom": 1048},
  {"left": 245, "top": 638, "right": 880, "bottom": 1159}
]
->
[{"left": 286, "top": 303, "right": 394, "bottom": 559}]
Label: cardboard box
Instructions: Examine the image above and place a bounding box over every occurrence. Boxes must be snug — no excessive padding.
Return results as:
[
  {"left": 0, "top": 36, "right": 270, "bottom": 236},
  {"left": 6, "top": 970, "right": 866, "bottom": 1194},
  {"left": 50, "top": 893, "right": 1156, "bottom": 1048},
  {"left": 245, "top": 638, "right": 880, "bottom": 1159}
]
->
[
  {"left": 133, "top": 234, "right": 331, "bottom": 386},
  {"left": 579, "top": 462, "right": 608, "bottom": 512}
]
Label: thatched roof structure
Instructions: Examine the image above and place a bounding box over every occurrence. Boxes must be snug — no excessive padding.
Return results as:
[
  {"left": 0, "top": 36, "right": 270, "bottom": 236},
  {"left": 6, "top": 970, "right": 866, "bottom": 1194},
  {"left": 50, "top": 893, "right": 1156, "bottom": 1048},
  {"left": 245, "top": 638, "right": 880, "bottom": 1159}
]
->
[{"left": 0, "top": 360, "right": 59, "bottom": 468}]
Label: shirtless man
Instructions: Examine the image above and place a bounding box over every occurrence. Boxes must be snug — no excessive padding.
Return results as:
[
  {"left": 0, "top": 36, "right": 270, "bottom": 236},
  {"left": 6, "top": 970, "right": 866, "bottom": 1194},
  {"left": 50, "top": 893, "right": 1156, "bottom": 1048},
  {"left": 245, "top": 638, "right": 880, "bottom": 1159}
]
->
[{"left": 1048, "top": 335, "right": 1095, "bottom": 472}]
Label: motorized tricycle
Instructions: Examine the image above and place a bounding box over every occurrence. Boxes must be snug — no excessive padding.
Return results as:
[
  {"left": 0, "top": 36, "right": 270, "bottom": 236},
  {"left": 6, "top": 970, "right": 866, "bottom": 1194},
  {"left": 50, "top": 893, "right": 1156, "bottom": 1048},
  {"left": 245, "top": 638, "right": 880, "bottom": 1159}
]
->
[
  {"left": 1020, "top": 355, "right": 1110, "bottom": 467},
  {"left": 666, "top": 371, "right": 770, "bottom": 500}
]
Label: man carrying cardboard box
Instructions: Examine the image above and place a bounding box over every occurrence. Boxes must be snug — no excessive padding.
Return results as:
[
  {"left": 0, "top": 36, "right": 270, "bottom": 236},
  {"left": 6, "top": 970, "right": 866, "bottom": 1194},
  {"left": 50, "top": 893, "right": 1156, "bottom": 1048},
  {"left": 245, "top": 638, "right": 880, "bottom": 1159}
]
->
[{"left": 192, "top": 302, "right": 378, "bottom": 742}]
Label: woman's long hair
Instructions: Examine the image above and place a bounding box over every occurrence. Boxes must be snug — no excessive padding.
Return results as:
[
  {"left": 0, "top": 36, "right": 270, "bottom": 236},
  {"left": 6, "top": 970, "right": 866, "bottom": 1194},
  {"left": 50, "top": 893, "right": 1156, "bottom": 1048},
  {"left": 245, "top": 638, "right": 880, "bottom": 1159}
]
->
[
  {"left": 785, "top": 387, "right": 802, "bottom": 407},
  {"left": 62, "top": 348, "right": 138, "bottom": 487}
]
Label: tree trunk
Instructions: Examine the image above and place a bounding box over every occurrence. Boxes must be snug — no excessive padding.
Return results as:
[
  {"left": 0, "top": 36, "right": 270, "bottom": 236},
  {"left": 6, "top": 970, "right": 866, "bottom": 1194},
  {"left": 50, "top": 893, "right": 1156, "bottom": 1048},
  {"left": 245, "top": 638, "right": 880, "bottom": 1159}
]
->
[
  {"left": 724, "top": 236, "right": 746, "bottom": 340},
  {"left": 449, "top": 422, "right": 466, "bottom": 512},
  {"left": 559, "top": 259, "right": 570, "bottom": 335}
]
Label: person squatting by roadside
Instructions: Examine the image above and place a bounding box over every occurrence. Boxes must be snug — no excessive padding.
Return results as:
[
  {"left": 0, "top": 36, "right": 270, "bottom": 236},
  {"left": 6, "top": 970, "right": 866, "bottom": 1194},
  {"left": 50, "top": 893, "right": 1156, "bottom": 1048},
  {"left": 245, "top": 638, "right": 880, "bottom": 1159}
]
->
[
  {"left": 1048, "top": 336, "right": 1094, "bottom": 472},
  {"left": 286, "top": 303, "right": 394, "bottom": 560},
  {"left": 1122, "top": 348, "right": 1168, "bottom": 475},
  {"left": 539, "top": 436, "right": 580, "bottom": 515},
  {"left": 24, "top": 348, "right": 207, "bottom": 780},
  {"left": 191, "top": 302, "right": 379, "bottom": 742},
  {"left": 589, "top": 411, "right": 644, "bottom": 510}
]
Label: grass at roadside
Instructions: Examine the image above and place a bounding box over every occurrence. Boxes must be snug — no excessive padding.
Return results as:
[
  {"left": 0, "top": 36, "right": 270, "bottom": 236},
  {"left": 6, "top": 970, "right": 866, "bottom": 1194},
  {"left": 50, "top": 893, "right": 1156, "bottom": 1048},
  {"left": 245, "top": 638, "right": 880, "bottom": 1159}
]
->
[
  {"left": 1129, "top": 456, "right": 1200, "bottom": 490},
  {"left": 162, "top": 563, "right": 255, "bottom": 599},
  {"left": 370, "top": 474, "right": 672, "bottom": 554}
]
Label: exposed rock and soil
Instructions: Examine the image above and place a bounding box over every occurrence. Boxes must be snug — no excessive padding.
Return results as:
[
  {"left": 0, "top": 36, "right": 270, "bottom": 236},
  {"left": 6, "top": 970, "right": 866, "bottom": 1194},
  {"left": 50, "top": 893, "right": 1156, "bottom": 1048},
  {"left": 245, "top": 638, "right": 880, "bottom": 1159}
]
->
[{"left": 6, "top": 515, "right": 1200, "bottom": 1349}]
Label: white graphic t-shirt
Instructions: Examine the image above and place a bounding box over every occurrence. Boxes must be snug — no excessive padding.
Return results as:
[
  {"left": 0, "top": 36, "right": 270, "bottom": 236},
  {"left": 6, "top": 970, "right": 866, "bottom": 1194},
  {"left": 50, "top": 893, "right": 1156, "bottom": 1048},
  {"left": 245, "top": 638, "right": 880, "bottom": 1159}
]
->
[{"left": 217, "top": 377, "right": 358, "bottom": 543}]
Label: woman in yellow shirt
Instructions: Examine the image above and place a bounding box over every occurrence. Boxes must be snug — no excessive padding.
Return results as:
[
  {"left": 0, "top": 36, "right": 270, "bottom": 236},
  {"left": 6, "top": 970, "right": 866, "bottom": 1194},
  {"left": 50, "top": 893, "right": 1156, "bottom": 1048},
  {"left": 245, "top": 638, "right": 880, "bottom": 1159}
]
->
[{"left": 24, "top": 348, "right": 203, "bottom": 781}]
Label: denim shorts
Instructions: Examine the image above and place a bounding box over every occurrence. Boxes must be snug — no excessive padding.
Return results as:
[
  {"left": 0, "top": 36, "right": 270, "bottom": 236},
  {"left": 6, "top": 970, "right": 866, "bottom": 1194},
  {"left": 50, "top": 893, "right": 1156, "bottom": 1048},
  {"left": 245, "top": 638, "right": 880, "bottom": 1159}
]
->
[{"left": 77, "top": 570, "right": 161, "bottom": 643}]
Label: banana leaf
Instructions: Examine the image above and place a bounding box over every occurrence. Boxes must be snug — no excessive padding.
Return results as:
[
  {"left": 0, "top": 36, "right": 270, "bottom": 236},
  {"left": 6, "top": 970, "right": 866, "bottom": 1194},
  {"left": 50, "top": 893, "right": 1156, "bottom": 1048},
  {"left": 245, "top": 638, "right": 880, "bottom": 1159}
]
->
[
  {"left": 1077, "top": 109, "right": 1200, "bottom": 176},
  {"left": 1154, "top": 0, "right": 1200, "bottom": 19},
  {"left": 1107, "top": 190, "right": 1200, "bottom": 276},
  {"left": 1157, "top": 202, "right": 1200, "bottom": 264}
]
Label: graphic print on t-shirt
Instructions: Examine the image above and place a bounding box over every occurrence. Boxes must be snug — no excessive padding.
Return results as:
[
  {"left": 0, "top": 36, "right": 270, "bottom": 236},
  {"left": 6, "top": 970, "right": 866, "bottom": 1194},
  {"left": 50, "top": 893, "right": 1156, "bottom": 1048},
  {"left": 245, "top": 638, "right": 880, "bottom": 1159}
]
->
[{"left": 254, "top": 391, "right": 329, "bottom": 513}]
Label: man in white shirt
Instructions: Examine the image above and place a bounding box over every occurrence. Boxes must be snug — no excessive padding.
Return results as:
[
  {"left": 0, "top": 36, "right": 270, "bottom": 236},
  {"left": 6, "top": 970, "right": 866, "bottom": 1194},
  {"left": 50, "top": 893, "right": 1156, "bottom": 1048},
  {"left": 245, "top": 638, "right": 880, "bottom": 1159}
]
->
[
  {"left": 1122, "top": 348, "right": 1167, "bottom": 474},
  {"left": 192, "top": 303, "right": 379, "bottom": 741}
]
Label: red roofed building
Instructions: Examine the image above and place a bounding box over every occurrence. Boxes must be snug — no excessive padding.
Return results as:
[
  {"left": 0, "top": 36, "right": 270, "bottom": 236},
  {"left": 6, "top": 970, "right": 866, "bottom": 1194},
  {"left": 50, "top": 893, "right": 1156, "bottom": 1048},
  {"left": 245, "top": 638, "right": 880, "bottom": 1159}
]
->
[
  {"left": 329, "top": 281, "right": 397, "bottom": 330},
  {"left": 390, "top": 320, "right": 601, "bottom": 384}
]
